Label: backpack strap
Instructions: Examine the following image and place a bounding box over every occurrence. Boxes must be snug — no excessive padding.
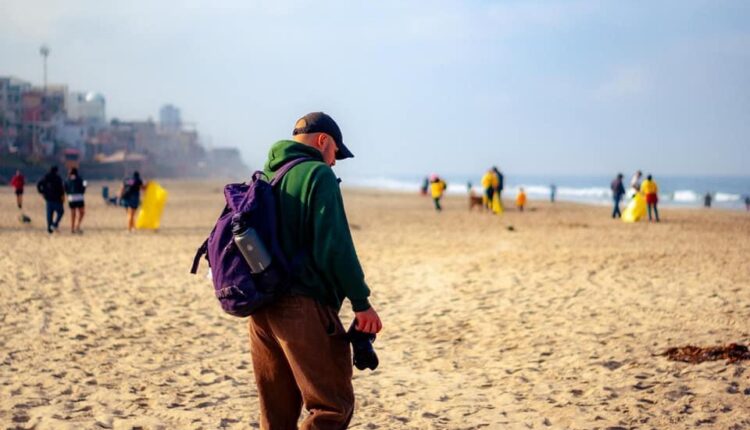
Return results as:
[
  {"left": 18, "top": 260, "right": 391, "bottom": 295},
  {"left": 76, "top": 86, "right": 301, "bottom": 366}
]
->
[
  {"left": 267, "top": 157, "right": 313, "bottom": 275},
  {"left": 190, "top": 239, "right": 209, "bottom": 274},
  {"left": 191, "top": 204, "right": 231, "bottom": 274},
  {"left": 269, "top": 157, "right": 314, "bottom": 187}
]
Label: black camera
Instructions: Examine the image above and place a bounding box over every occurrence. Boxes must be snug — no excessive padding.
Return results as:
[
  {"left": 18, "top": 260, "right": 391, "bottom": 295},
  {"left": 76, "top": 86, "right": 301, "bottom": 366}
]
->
[{"left": 347, "top": 320, "right": 379, "bottom": 371}]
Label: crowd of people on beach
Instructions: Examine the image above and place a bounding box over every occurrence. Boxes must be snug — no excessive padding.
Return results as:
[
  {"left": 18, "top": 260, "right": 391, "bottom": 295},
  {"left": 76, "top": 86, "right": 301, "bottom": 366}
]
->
[
  {"left": 610, "top": 170, "right": 660, "bottom": 222},
  {"left": 423, "top": 167, "right": 530, "bottom": 214},
  {"left": 9, "top": 167, "right": 147, "bottom": 234},
  {"left": 418, "top": 168, "right": 750, "bottom": 218}
]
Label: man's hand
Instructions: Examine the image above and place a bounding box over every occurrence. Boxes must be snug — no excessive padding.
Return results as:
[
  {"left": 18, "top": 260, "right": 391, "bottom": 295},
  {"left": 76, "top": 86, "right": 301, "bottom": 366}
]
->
[{"left": 354, "top": 307, "right": 382, "bottom": 334}]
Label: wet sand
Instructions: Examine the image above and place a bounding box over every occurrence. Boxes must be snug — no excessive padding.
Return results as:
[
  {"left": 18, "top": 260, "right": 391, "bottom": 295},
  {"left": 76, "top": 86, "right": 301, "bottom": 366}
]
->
[{"left": 1, "top": 180, "right": 749, "bottom": 429}]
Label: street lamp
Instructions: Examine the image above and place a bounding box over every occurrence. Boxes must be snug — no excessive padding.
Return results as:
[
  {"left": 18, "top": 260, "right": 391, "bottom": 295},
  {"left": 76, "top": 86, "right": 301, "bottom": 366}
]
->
[
  {"left": 36, "top": 44, "right": 50, "bottom": 159},
  {"left": 39, "top": 44, "right": 50, "bottom": 90}
]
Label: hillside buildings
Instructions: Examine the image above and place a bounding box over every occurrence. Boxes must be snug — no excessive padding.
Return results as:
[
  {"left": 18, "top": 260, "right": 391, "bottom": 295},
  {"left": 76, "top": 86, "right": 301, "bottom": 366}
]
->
[{"left": 0, "top": 75, "right": 246, "bottom": 179}]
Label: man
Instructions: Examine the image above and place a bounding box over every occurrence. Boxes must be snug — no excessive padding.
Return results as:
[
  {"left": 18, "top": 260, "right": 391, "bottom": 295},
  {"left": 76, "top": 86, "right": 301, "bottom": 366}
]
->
[
  {"left": 610, "top": 173, "right": 626, "bottom": 218},
  {"left": 10, "top": 169, "right": 25, "bottom": 209},
  {"left": 250, "top": 112, "right": 383, "bottom": 429},
  {"left": 37, "top": 166, "right": 65, "bottom": 233},
  {"left": 429, "top": 174, "right": 447, "bottom": 212},
  {"left": 640, "top": 174, "right": 660, "bottom": 222}
]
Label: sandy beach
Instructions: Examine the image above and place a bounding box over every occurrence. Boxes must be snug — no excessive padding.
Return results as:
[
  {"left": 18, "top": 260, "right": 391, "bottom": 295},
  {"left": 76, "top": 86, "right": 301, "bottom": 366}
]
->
[{"left": 1, "top": 180, "right": 749, "bottom": 430}]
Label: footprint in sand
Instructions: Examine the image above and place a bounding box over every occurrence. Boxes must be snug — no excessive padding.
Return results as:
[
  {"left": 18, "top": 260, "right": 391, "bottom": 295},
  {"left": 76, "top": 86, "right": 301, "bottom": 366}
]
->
[
  {"left": 632, "top": 380, "right": 656, "bottom": 391},
  {"left": 600, "top": 360, "right": 623, "bottom": 370},
  {"left": 665, "top": 385, "right": 693, "bottom": 401}
]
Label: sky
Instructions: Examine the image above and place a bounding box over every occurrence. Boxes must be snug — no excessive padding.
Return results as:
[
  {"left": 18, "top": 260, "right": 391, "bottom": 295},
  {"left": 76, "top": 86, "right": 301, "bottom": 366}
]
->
[{"left": 1, "top": 0, "right": 749, "bottom": 178}]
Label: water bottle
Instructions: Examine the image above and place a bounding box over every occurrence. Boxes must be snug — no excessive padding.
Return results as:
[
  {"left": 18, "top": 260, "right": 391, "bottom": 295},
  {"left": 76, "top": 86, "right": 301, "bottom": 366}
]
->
[{"left": 232, "top": 221, "right": 272, "bottom": 274}]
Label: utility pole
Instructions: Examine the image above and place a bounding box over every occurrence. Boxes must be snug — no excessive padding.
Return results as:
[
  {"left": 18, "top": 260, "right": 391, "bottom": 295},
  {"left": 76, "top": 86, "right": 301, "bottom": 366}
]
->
[
  {"left": 39, "top": 45, "right": 50, "bottom": 90},
  {"left": 35, "top": 44, "right": 50, "bottom": 159}
]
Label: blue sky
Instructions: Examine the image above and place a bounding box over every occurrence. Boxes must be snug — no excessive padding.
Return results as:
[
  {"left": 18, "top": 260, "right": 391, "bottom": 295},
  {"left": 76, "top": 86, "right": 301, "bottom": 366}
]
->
[{"left": 1, "top": 0, "right": 749, "bottom": 177}]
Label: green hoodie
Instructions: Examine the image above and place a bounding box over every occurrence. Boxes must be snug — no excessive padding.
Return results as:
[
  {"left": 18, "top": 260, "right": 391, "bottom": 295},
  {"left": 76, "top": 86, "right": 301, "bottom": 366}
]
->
[{"left": 263, "top": 140, "right": 371, "bottom": 312}]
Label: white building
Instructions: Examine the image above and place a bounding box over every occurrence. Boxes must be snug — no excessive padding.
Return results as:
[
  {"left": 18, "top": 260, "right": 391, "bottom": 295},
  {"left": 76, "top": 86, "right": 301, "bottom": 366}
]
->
[
  {"left": 159, "top": 104, "right": 181, "bottom": 132},
  {"left": 67, "top": 91, "right": 106, "bottom": 124}
]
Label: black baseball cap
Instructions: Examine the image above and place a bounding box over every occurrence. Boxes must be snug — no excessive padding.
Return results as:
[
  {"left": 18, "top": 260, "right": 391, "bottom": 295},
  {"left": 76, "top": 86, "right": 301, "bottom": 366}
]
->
[{"left": 292, "top": 112, "right": 354, "bottom": 160}]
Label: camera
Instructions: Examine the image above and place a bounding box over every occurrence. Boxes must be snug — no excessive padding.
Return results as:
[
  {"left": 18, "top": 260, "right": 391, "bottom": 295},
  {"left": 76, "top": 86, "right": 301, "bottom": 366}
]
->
[{"left": 347, "top": 320, "right": 379, "bottom": 371}]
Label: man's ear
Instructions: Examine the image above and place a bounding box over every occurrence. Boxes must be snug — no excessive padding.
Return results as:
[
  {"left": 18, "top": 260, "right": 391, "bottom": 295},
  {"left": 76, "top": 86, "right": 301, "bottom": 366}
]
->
[{"left": 316, "top": 133, "right": 327, "bottom": 149}]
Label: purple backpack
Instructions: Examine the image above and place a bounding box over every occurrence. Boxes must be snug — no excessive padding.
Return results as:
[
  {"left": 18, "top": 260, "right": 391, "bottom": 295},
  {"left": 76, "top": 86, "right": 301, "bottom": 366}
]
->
[{"left": 190, "top": 158, "right": 311, "bottom": 317}]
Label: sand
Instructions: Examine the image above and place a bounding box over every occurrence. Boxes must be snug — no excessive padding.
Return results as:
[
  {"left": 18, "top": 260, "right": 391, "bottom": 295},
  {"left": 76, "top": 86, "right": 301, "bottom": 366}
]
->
[{"left": 1, "top": 180, "right": 749, "bottom": 430}]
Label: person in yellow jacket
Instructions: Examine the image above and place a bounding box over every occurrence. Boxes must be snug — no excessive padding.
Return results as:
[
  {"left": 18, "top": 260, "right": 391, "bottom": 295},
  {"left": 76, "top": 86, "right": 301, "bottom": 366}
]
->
[
  {"left": 516, "top": 187, "right": 527, "bottom": 212},
  {"left": 640, "top": 174, "right": 660, "bottom": 222},
  {"left": 480, "top": 169, "right": 498, "bottom": 211},
  {"left": 430, "top": 174, "right": 447, "bottom": 212}
]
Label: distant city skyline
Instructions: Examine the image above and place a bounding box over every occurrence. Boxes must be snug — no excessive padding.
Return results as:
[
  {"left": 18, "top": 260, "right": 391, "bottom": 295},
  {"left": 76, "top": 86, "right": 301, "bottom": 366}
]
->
[{"left": 2, "top": 0, "right": 748, "bottom": 177}]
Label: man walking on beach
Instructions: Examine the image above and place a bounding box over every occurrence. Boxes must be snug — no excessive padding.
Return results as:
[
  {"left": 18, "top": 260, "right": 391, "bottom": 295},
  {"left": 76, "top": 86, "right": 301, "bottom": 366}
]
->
[
  {"left": 430, "top": 174, "right": 447, "bottom": 212},
  {"left": 37, "top": 166, "right": 65, "bottom": 234},
  {"left": 249, "top": 112, "right": 383, "bottom": 429},
  {"left": 640, "top": 174, "right": 660, "bottom": 222},
  {"left": 610, "top": 173, "right": 625, "bottom": 218}
]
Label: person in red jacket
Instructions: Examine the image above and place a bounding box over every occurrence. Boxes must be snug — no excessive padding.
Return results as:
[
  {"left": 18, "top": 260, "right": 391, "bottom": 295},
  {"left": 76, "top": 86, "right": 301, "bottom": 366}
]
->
[{"left": 10, "top": 169, "right": 25, "bottom": 209}]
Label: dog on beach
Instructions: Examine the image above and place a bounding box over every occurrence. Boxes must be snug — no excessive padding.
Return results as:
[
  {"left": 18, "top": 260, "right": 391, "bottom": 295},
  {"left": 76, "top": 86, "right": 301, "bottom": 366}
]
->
[{"left": 468, "top": 191, "right": 484, "bottom": 211}]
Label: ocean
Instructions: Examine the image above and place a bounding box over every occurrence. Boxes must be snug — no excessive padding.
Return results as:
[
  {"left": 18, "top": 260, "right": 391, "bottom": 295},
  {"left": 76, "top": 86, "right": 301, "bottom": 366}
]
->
[{"left": 344, "top": 174, "right": 750, "bottom": 210}]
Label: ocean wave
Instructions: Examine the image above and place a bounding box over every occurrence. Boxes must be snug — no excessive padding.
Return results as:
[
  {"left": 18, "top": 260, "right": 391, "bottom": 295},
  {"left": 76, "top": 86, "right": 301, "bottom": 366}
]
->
[
  {"left": 715, "top": 192, "right": 740, "bottom": 202},
  {"left": 556, "top": 186, "right": 611, "bottom": 198},
  {"left": 673, "top": 190, "right": 699, "bottom": 202}
]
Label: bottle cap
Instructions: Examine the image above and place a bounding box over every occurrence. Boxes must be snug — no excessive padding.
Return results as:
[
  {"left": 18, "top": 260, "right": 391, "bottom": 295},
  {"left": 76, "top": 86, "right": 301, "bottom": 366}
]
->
[{"left": 231, "top": 217, "right": 246, "bottom": 235}]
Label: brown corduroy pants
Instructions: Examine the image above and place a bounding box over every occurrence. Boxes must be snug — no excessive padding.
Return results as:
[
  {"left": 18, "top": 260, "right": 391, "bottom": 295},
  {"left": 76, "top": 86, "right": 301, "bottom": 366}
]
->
[{"left": 248, "top": 295, "right": 354, "bottom": 430}]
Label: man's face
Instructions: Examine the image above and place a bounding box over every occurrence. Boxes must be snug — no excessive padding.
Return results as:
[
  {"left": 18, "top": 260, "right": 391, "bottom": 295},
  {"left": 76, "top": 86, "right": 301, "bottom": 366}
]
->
[{"left": 319, "top": 134, "right": 338, "bottom": 167}]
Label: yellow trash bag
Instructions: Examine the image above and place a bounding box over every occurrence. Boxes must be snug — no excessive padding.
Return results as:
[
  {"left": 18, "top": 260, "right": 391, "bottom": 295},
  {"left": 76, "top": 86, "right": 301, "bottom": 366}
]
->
[
  {"left": 136, "top": 181, "right": 168, "bottom": 230},
  {"left": 492, "top": 193, "right": 504, "bottom": 215},
  {"left": 622, "top": 192, "right": 646, "bottom": 223}
]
